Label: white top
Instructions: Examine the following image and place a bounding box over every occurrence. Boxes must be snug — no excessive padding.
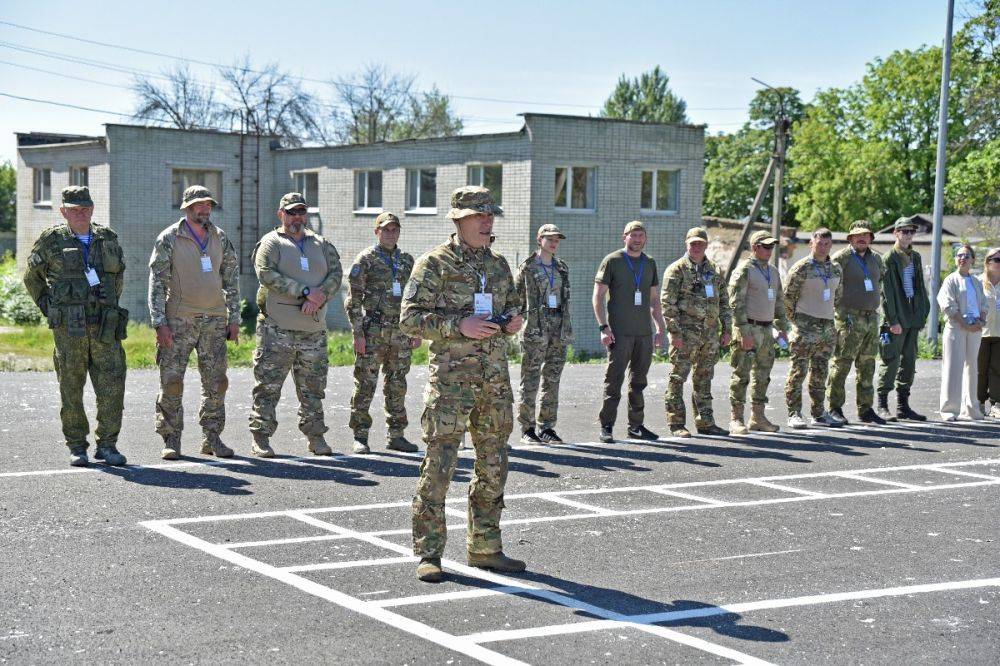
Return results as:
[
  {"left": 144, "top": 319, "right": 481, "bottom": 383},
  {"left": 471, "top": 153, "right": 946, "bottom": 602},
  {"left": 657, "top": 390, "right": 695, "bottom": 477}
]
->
[
  {"left": 982, "top": 275, "right": 1000, "bottom": 338},
  {"left": 937, "top": 271, "right": 987, "bottom": 327}
]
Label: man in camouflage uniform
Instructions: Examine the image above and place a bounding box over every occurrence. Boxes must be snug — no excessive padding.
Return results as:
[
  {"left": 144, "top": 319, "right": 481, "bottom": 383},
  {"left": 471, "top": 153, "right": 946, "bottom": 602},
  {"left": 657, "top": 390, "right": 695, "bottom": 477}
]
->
[
  {"left": 784, "top": 228, "right": 844, "bottom": 429},
  {"left": 827, "top": 221, "right": 887, "bottom": 425},
  {"left": 400, "top": 186, "right": 525, "bottom": 583},
  {"left": 516, "top": 223, "right": 573, "bottom": 445},
  {"left": 661, "top": 227, "right": 732, "bottom": 437},
  {"left": 248, "top": 193, "right": 342, "bottom": 457},
  {"left": 23, "top": 186, "right": 128, "bottom": 467},
  {"left": 727, "top": 230, "right": 789, "bottom": 435},
  {"left": 148, "top": 185, "right": 240, "bottom": 460},
  {"left": 345, "top": 212, "right": 420, "bottom": 454}
]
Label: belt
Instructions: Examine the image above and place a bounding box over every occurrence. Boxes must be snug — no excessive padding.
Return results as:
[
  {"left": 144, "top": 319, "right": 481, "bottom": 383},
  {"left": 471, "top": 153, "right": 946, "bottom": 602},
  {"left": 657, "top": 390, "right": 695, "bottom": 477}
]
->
[
  {"left": 747, "top": 318, "right": 772, "bottom": 326},
  {"left": 842, "top": 307, "right": 878, "bottom": 315}
]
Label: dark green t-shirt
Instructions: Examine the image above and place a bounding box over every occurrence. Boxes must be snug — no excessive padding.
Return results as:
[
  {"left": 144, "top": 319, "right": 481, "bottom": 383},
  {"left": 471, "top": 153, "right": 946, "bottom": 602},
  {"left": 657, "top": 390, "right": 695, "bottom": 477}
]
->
[{"left": 595, "top": 249, "right": 659, "bottom": 336}]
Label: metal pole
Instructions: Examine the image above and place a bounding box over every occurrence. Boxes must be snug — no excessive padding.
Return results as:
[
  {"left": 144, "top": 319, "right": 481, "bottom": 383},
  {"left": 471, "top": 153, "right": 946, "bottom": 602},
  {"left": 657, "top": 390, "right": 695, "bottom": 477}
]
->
[
  {"left": 770, "top": 117, "right": 788, "bottom": 269},
  {"left": 725, "top": 156, "right": 778, "bottom": 282},
  {"left": 928, "top": 0, "right": 955, "bottom": 349}
]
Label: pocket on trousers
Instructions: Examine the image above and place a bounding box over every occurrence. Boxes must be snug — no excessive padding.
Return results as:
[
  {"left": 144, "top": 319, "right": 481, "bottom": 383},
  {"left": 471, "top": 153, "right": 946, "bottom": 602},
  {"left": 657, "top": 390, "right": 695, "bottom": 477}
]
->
[
  {"left": 116, "top": 307, "right": 129, "bottom": 340},
  {"left": 99, "top": 308, "right": 120, "bottom": 343},
  {"left": 47, "top": 307, "right": 64, "bottom": 330}
]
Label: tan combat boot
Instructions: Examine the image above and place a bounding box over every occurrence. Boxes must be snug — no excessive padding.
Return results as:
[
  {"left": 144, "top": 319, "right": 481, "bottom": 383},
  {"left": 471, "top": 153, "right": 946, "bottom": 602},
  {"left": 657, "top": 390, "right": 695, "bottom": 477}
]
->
[
  {"left": 201, "top": 434, "right": 234, "bottom": 458},
  {"left": 161, "top": 436, "right": 181, "bottom": 460},
  {"left": 467, "top": 551, "right": 526, "bottom": 572},
  {"left": 749, "top": 403, "right": 780, "bottom": 433},
  {"left": 729, "top": 403, "right": 749, "bottom": 435},
  {"left": 416, "top": 557, "right": 443, "bottom": 582},
  {"left": 251, "top": 432, "right": 275, "bottom": 458},
  {"left": 308, "top": 436, "right": 333, "bottom": 456}
]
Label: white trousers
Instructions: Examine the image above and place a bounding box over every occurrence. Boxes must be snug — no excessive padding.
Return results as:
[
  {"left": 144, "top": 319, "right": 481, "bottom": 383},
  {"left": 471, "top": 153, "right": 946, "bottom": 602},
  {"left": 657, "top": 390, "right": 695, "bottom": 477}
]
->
[{"left": 939, "top": 323, "right": 984, "bottom": 419}]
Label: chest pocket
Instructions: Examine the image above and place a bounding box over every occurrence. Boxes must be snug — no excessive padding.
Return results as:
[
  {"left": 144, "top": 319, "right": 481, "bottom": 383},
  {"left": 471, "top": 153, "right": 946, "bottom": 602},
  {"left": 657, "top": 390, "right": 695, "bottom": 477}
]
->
[
  {"left": 101, "top": 240, "right": 123, "bottom": 273},
  {"left": 61, "top": 246, "right": 85, "bottom": 274}
]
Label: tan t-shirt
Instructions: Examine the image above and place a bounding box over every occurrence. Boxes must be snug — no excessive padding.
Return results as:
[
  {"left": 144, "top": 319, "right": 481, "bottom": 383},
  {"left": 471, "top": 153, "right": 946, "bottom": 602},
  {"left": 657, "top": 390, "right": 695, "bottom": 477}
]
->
[
  {"left": 165, "top": 222, "right": 227, "bottom": 320},
  {"left": 260, "top": 231, "right": 330, "bottom": 332},
  {"left": 796, "top": 270, "right": 839, "bottom": 319},
  {"left": 745, "top": 261, "right": 778, "bottom": 322}
]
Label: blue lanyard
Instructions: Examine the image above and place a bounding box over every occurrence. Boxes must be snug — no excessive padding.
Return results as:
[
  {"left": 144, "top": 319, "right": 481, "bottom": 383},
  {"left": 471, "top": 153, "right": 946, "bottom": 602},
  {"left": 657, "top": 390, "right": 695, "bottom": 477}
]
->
[
  {"left": 183, "top": 219, "right": 210, "bottom": 256},
  {"left": 294, "top": 236, "right": 308, "bottom": 256},
  {"left": 376, "top": 246, "right": 399, "bottom": 280},
  {"left": 623, "top": 253, "right": 645, "bottom": 290},
  {"left": 811, "top": 259, "right": 831, "bottom": 287},
  {"left": 753, "top": 260, "right": 771, "bottom": 286},
  {"left": 538, "top": 259, "right": 556, "bottom": 290},
  {"left": 851, "top": 250, "right": 871, "bottom": 279}
]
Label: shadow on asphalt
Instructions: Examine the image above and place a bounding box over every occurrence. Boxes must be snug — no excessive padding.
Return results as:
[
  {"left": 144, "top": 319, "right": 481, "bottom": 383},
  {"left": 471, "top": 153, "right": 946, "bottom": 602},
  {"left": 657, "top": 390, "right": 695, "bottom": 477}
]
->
[{"left": 97, "top": 465, "right": 254, "bottom": 495}]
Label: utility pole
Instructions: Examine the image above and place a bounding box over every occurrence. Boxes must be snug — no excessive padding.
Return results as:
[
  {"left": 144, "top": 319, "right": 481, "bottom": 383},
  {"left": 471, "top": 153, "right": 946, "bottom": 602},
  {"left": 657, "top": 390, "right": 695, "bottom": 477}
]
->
[
  {"left": 928, "top": 0, "right": 955, "bottom": 350},
  {"left": 770, "top": 116, "right": 790, "bottom": 269}
]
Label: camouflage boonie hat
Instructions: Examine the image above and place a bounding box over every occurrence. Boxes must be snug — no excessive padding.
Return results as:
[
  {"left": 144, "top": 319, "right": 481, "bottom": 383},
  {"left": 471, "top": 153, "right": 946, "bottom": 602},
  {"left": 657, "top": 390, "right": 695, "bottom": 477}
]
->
[
  {"left": 537, "top": 223, "right": 565, "bottom": 239},
  {"left": 375, "top": 212, "right": 400, "bottom": 229},
  {"left": 181, "top": 185, "right": 219, "bottom": 209},
  {"left": 623, "top": 220, "right": 646, "bottom": 235},
  {"left": 446, "top": 186, "right": 502, "bottom": 220},
  {"left": 749, "top": 230, "right": 778, "bottom": 246},
  {"left": 894, "top": 216, "right": 919, "bottom": 231},
  {"left": 61, "top": 185, "right": 93, "bottom": 208},
  {"left": 846, "top": 221, "right": 875, "bottom": 239},
  {"left": 279, "top": 192, "right": 307, "bottom": 211},
  {"left": 685, "top": 226, "right": 709, "bottom": 243}
]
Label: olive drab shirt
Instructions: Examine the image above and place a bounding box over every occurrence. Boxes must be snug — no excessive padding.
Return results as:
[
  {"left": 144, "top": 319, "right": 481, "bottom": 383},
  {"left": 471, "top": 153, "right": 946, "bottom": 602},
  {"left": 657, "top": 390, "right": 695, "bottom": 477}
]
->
[
  {"left": 23, "top": 223, "right": 127, "bottom": 337},
  {"left": 515, "top": 252, "right": 573, "bottom": 343},
  {"left": 832, "top": 246, "right": 883, "bottom": 314},
  {"left": 345, "top": 244, "right": 415, "bottom": 338},
  {"left": 728, "top": 257, "right": 789, "bottom": 338},
  {"left": 661, "top": 255, "right": 732, "bottom": 336}
]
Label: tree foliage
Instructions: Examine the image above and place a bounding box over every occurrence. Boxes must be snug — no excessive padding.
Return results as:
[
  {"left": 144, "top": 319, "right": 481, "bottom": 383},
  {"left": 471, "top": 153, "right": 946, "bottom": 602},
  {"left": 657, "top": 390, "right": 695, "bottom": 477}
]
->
[
  {"left": 600, "top": 66, "right": 688, "bottom": 124},
  {"left": 0, "top": 161, "right": 14, "bottom": 233},
  {"left": 131, "top": 65, "right": 225, "bottom": 130}
]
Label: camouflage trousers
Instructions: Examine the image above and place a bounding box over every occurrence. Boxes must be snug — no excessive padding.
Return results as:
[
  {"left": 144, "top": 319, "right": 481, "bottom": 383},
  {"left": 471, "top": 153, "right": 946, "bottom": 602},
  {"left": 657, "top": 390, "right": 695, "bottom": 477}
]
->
[
  {"left": 729, "top": 323, "right": 776, "bottom": 407},
  {"left": 349, "top": 327, "right": 412, "bottom": 439},
  {"left": 666, "top": 326, "right": 720, "bottom": 427},
  {"left": 154, "top": 315, "right": 228, "bottom": 439},
  {"left": 52, "top": 323, "right": 126, "bottom": 449},
  {"left": 249, "top": 322, "right": 329, "bottom": 438},
  {"left": 785, "top": 313, "right": 836, "bottom": 417},
  {"left": 413, "top": 374, "right": 513, "bottom": 559},
  {"left": 517, "top": 313, "right": 567, "bottom": 432},
  {"left": 827, "top": 309, "right": 879, "bottom": 411}
]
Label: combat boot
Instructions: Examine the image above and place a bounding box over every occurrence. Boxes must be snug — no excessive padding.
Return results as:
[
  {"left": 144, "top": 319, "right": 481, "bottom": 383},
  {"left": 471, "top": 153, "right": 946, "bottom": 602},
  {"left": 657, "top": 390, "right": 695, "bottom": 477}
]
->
[
  {"left": 201, "top": 434, "right": 234, "bottom": 458},
  {"left": 897, "top": 395, "right": 927, "bottom": 422},
  {"left": 829, "top": 407, "right": 849, "bottom": 425},
  {"left": 467, "top": 551, "right": 526, "bottom": 573},
  {"left": 161, "top": 436, "right": 181, "bottom": 460},
  {"left": 669, "top": 423, "right": 692, "bottom": 438},
  {"left": 352, "top": 435, "right": 371, "bottom": 455},
  {"left": 416, "top": 557, "right": 443, "bottom": 582},
  {"left": 308, "top": 436, "right": 333, "bottom": 456},
  {"left": 696, "top": 423, "right": 729, "bottom": 436},
  {"left": 251, "top": 432, "right": 275, "bottom": 458},
  {"left": 95, "top": 444, "right": 127, "bottom": 466},
  {"left": 387, "top": 435, "right": 418, "bottom": 453},
  {"left": 876, "top": 393, "right": 896, "bottom": 422},
  {"left": 729, "top": 404, "right": 749, "bottom": 435},
  {"left": 858, "top": 407, "right": 887, "bottom": 425},
  {"left": 69, "top": 445, "right": 89, "bottom": 467},
  {"left": 749, "top": 404, "right": 780, "bottom": 433}
]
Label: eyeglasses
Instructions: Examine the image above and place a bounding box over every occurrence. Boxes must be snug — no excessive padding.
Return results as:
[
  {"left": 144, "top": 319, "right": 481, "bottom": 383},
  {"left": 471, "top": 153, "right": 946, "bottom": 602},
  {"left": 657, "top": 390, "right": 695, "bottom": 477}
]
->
[
  {"left": 988, "top": 257, "right": 1000, "bottom": 264},
  {"left": 286, "top": 208, "right": 308, "bottom": 216},
  {"left": 898, "top": 229, "right": 916, "bottom": 235},
  {"left": 955, "top": 254, "right": 971, "bottom": 260}
]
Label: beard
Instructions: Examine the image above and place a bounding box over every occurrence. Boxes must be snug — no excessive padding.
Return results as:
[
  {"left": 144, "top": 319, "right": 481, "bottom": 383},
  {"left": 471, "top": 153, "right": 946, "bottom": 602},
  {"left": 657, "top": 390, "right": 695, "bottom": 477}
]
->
[
  {"left": 286, "top": 221, "right": 303, "bottom": 235},
  {"left": 193, "top": 211, "right": 212, "bottom": 226}
]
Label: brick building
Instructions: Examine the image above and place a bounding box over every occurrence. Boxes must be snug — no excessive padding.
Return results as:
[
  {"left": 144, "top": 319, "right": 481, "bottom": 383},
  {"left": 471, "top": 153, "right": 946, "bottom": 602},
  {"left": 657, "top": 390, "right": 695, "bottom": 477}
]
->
[{"left": 16, "top": 114, "right": 705, "bottom": 351}]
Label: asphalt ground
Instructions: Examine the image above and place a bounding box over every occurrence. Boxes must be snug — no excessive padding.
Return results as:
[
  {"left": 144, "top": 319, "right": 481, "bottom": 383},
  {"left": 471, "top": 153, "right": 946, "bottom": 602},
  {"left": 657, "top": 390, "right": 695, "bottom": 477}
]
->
[{"left": 2, "top": 359, "right": 999, "bottom": 665}]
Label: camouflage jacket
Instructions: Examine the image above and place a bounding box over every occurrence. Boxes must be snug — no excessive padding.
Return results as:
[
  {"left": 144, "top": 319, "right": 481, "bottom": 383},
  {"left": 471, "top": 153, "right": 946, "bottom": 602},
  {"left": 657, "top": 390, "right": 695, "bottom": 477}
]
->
[
  {"left": 147, "top": 219, "right": 240, "bottom": 328},
  {"left": 728, "top": 257, "right": 788, "bottom": 337},
  {"left": 514, "top": 252, "right": 573, "bottom": 343},
  {"left": 400, "top": 234, "right": 522, "bottom": 381},
  {"left": 252, "top": 228, "right": 342, "bottom": 325},
  {"left": 784, "top": 255, "right": 844, "bottom": 318},
  {"left": 23, "top": 223, "right": 126, "bottom": 333},
  {"left": 345, "top": 244, "right": 414, "bottom": 336},
  {"left": 660, "top": 255, "right": 732, "bottom": 335}
]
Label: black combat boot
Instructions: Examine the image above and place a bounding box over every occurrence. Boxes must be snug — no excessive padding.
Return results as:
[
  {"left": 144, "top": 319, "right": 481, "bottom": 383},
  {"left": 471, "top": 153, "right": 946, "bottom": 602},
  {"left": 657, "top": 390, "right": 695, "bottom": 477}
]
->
[
  {"left": 897, "top": 394, "right": 927, "bottom": 421},
  {"left": 876, "top": 393, "right": 896, "bottom": 422}
]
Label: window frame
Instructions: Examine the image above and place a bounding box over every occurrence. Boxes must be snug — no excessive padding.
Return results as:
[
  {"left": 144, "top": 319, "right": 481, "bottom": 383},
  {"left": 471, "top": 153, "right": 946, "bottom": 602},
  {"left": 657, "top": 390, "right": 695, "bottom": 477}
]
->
[
  {"left": 405, "top": 167, "right": 437, "bottom": 214},
  {"left": 32, "top": 168, "right": 52, "bottom": 206},
  {"left": 171, "top": 168, "right": 223, "bottom": 209},
  {"left": 553, "top": 166, "right": 596, "bottom": 213},
  {"left": 467, "top": 163, "right": 503, "bottom": 206},
  {"left": 292, "top": 170, "right": 320, "bottom": 211},
  {"left": 639, "top": 168, "right": 681, "bottom": 215},
  {"left": 353, "top": 170, "right": 384, "bottom": 213},
  {"left": 69, "top": 165, "right": 89, "bottom": 188}
]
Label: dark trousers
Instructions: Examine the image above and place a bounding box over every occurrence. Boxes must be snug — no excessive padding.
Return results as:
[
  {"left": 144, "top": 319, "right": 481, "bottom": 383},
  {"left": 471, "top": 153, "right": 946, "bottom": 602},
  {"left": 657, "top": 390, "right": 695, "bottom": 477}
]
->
[
  {"left": 877, "top": 325, "right": 920, "bottom": 398},
  {"left": 599, "top": 334, "right": 653, "bottom": 428},
  {"left": 977, "top": 336, "right": 1000, "bottom": 403}
]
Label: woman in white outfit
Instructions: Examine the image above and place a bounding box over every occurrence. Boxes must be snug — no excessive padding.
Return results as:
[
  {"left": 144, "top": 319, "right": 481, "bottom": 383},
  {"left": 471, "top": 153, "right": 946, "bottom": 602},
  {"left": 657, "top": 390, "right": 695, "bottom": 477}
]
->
[
  {"left": 978, "top": 247, "right": 1000, "bottom": 418},
  {"left": 938, "top": 244, "right": 988, "bottom": 421}
]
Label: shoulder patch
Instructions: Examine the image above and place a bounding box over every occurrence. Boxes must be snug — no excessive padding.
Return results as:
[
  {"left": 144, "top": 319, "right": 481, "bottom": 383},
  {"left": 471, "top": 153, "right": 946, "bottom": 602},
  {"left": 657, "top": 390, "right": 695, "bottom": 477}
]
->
[
  {"left": 350, "top": 264, "right": 361, "bottom": 277},
  {"left": 403, "top": 280, "right": 418, "bottom": 300}
]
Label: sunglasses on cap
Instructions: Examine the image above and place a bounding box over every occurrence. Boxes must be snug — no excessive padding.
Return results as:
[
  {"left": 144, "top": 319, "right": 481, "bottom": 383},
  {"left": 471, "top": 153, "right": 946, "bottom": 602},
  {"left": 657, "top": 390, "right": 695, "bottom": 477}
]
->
[{"left": 285, "top": 208, "right": 308, "bottom": 216}]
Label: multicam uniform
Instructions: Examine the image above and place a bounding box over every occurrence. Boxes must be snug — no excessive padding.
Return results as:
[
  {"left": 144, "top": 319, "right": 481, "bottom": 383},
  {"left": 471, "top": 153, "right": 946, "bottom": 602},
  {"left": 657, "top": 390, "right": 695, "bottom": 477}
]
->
[{"left": 728, "top": 257, "right": 788, "bottom": 407}]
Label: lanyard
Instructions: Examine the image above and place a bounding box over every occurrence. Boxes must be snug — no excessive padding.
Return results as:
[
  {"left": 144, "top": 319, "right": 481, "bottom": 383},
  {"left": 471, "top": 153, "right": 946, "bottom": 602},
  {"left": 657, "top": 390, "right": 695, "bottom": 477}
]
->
[
  {"left": 74, "top": 232, "right": 93, "bottom": 268},
  {"left": 851, "top": 250, "right": 871, "bottom": 279},
  {"left": 811, "top": 259, "right": 831, "bottom": 287},
  {"left": 294, "top": 236, "right": 309, "bottom": 257},
  {"left": 539, "top": 259, "right": 556, "bottom": 291},
  {"left": 753, "top": 260, "right": 771, "bottom": 286},
  {"left": 377, "top": 246, "right": 399, "bottom": 280},
  {"left": 183, "top": 219, "right": 210, "bottom": 256},
  {"left": 623, "top": 253, "right": 645, "bottom": 290}
]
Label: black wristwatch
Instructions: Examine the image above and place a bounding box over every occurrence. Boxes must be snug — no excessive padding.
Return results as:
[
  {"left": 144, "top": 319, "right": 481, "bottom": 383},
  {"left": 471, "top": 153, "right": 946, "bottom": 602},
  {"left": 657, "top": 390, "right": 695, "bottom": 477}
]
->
[
  {"left": 302, "top": 287, "right": 311, "bottom": 297},
  {"left": 599, "top": 324, "right": 609, "bottom": 333}
]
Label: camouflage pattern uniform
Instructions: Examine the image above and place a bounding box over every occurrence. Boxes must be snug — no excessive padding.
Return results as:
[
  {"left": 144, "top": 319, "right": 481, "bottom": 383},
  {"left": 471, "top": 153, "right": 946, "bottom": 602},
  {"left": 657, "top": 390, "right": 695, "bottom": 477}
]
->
[
  {"left": 515, "top": 250, "right": 572, "bottom": 433},
  {"left": 728, "top": 256, "right": 788, "bottom": 406},
  {"left": 784, "top": 256, "right": 843, "bottom": 417},
  {"left": 401, "top": 190, "right": 520, "bottom": 560},
  {"left": 345, "top": 242, "right": 415, "bottom": 441},
  {"left": 661, "top": 254, "right": 731, "bottom": 428},
  {"left": 23, "top": 188, "right": 128, "bottom": 454}
]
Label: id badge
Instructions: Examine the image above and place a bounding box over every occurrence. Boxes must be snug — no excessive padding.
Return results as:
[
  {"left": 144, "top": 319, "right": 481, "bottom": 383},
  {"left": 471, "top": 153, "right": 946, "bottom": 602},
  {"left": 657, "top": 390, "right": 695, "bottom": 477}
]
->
[
  {"left": 864, "top": 278, "right": 874, "bottom": 292},
  {"left": 474, "top": 292, "right": 493, "bottom": 316},
  {"left": 200, "top": 255, "right": 213, "bottom": 272},
  {"left": 633, "top": 289, "right": 642, "bottom": 306},
  {"left": 85, "top": 268, "right": 100, "bottom": 286},
  {"left": 705, "top": 284, "right": 715, "bottom": 298},
  {"left": 547, "top": 293, "right": 558, "bottom": 308},
  {"left": 823, "top": 288, "right": 831, "bottom": 302},
  {"left": 392, "top": 281, "right": 402, "bottom": 297},
  {"left": 300, "top": 256, "right": 310, "bottom": 272},
  {"left": 767, "top": 288, "right": 775, "bottom": 301}
]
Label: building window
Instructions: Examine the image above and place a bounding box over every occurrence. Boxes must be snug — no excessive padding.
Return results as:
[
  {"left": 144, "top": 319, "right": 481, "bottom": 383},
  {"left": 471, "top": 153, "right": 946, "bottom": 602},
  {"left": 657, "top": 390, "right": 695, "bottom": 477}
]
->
[
  {"left": 354, "top": 170, "right": 383, "bottom": 211},
  {"left": 467, "top": 164, "right": 502, "bottom": 205},
  {"left": 640, "top": 169, "right": 680, "bottom": 213},
  {"left": 69, "top": 166, "right": 89, "bottom": 187},
  {"left": 554, "top": 166, "right": 595, "bottom": 211},
  {"left": 406, "top": 168, "right": 436, "bottom": 211},
  {"left": 172, "top": 169, "right": 222, "bottom": 208},
  {"left": 33, "top": 168, "right": 52, "bottom": 205},
  {"left": 293, "top": 171, "right": 319, "bottom": 209}
]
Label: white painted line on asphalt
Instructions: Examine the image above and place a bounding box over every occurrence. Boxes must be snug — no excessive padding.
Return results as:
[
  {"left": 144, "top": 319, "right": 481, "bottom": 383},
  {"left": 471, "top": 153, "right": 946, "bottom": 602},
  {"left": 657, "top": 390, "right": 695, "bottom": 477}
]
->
[
  {"left": 836, "top": 473, "right": 922, "bottom": 490},
  {"left": 222, "top": 534, "right": 349, "bottom": 549},
  {"left": 648, "top": 488, "right": 727, "bottom": 505},
  {"left": 923, "top": 467, "right": 1000, "bottom": 481},
  {"left": 670, "top": 549, "right": 805, "bottom": 566},
  {"left": 282, "top": 556, "right": 417, "bottom": 573},
  {"left": 0, "top": 457, "right": 254, "bottom": 478},
  {"left": 444, "top": 507, "right": 467, "bottom": 518},
  {"left": 374, "top": 585, "right": 532, "bottom": 608},
  {"left": 746, "top": 480, "right": 828, "bottom": 498},
  {"left": 538, "top": 494, "right": 619, "bottom": 515}
]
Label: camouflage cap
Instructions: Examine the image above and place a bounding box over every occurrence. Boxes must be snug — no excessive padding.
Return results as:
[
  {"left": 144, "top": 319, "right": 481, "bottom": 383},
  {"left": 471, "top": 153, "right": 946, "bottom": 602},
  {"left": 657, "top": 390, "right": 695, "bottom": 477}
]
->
[
  {"left": 279, "top": 192, "right": 308, "bottom": 211},
  {"left": 537, "top": 223, "right": 565, "bottom": 239},
  {"left": 375, "top": 211, "right": 400, "bottom": 229},
  {"left": 623, "top": 220, "right": 646, "bottom": 235},
  {"left": 894, "top": 216, "right": 919, "bottom": 231},
  {"left": 749, "top": 230, "right": 778, "bottom": 246},
  {"left": 846, "top": 221, "right": 875, "bottom": 239},
  {"left": 61, "top": 185, "right": 93, "bottom": 208},
  {"left": 181, "top": 185, "right": 218, "bottom": 209},
  {"left": 685, "top": 226, "right": 709, "bottom": 243},
  {"left": 446, "top": 186, "right": 502, "bottom": 220}
]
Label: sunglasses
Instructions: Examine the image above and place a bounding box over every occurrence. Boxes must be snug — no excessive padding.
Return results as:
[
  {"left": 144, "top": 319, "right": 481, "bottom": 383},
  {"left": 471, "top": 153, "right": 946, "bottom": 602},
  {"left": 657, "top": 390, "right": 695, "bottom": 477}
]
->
[
  {"left": 988, "top": 257, "right": 1000, "bottom": 264},
  {"left": 956, "top": 254, "right": 971, "bottom": 260},
  {"left": 286, "top": 208, "right": 308, "bottom": 216},
  {"left": 898, "top": 229, "right": 916, "bottom": 235}
]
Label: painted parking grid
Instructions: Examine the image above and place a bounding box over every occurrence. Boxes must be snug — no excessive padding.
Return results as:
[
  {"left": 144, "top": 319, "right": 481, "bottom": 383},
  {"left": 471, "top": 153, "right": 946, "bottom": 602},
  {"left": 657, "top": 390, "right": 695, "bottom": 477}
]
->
[{"left": 142, "top": 456, "right": 1000, "bottom": 664}]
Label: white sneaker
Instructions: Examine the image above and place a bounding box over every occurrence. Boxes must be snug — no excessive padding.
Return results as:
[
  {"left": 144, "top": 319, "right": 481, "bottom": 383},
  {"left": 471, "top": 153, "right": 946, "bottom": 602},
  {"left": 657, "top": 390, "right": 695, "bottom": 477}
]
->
[
  {"left": 941, "top": 413, "right": 958, "bottom": 422},
  {"left": 787, "top": 413, "right": 807, "bottom": 430},
  {"left": 812, "top": 411, "right": 842, "bottom": 428},
  {"left": 989, "top": 404, "right": 1000, "bottom": 419}
]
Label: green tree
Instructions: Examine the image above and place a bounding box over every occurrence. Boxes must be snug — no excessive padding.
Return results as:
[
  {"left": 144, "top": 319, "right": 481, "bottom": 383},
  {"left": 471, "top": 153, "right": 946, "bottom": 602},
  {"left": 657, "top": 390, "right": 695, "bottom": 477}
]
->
[
  {"left": 948, "top": 136, "right": 1000, "bottom": 215},
  {"left": 600, "top": 66, "right": 688, "bottom": 124},
  {"left": 0, "top": 161, "right": 14, "bottom": 233},
  {"left": 390, "top": 85, "right": 464, "bottom": 141}
]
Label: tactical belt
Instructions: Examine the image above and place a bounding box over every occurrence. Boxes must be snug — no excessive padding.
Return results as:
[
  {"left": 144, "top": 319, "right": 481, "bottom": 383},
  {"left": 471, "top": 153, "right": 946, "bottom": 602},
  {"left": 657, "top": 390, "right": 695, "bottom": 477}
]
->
[
  {"left": 747, "top": 318, "right": 772, "bottom": 326},
  {"left": 842, "top": 307, "right": 878, "bottom": 315}
]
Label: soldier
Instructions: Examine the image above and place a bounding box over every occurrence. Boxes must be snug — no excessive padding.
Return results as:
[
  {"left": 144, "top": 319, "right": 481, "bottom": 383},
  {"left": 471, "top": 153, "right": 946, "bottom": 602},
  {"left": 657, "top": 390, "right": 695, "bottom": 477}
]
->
[
  {"left": 876, "top": 218, "right": 930, "bottom": 421},
  {"left": 148, "top": 185, "right": 240, "bottom": 460},
  {"left": 23, "top": 186, "right": 128, "bottom": 467},
  {"left": 345, "top": 211, "right": 420, "bottom": 454},
  {"left": 248, "top": 193, "right": 342, "bottom": 457},
  {"left": 784, "top": 228, "right": 844, "bottom": 429},
  {"left": 727, "top": 230, "right": 789, "bottom": 435},
  {"left": 661, "top": 227, "right": 732, "bottom": 437},
  {"left": 400, "top": 186, "right": 525, "bottom": 583},
  {"left": 827, "top": 221, "right": 886, "bottom": 425},
  {"left": 516, "top": 224, "right": 573, "bottom": 444},
  {"left": 593, "top": 221, "right": 666, "bottom": 443}
]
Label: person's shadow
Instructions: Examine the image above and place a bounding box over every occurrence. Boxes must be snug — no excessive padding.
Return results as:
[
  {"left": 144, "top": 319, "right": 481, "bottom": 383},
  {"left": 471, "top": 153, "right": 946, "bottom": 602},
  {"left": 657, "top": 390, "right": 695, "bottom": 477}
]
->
[{"left": 98, "top": 464, "right": 253, "bottom": 495}]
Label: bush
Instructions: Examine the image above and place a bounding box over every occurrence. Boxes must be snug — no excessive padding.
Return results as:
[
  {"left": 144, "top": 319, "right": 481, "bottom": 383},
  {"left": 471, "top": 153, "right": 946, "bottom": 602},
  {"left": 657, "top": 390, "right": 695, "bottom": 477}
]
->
[{"left": 0, "top": 253, "right": 43, "bottom": 326}]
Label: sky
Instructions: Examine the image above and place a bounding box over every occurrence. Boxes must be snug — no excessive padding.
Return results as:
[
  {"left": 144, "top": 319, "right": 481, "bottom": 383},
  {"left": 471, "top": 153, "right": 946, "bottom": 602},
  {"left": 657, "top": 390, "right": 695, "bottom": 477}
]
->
[{"left": 0, "top": 0, "right": 970, "bottom": 164}]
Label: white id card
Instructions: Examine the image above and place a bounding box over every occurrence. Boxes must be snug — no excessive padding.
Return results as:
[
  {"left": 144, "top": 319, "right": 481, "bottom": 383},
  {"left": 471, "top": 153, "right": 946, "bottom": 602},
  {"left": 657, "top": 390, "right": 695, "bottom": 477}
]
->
[
  {"left": 864, "top": 278, "right": 874, "bottom": 292},
  {"left": 200, "top": 255, "right": 213, "bottom": 272},
  {"left": 548, "top": 293, "right": 558, "bottom": 308},
  {"left": 823, "top": 288, "right": 831, "bottom": 302},
  {"left": 705, "top": 284, "right": 715, "bottom": 298},
  {"left": 767, "top": 288, "right": 775, "bottom": 301},
  {"left": 634, "top": 290, "right": 643, "bottom": 306},
  {"left": 300, "top": 256, "right": 310, "bottom": 272},
  {"left": 392, "top": 281, "right": 402, "bottom": 297},
  {"left": 474, "top": 292, "right": 493, "bottom": 316},
  {"left": 85, "top": 268, "right": 100, "bottom": 286}
]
